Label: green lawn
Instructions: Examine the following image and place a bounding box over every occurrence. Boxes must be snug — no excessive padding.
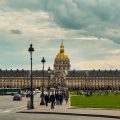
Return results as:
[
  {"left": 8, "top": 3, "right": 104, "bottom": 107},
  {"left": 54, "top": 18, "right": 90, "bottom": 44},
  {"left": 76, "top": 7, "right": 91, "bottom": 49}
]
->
[{"left": 70, "top": 93, "right": 120, "bottom": 109}]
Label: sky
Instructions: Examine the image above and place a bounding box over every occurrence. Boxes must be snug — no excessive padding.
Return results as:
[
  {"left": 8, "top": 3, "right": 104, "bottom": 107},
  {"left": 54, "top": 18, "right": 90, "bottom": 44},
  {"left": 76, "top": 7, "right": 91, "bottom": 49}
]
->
[{"left": 0, "top": 0, "right": 120, "bottom": 70}]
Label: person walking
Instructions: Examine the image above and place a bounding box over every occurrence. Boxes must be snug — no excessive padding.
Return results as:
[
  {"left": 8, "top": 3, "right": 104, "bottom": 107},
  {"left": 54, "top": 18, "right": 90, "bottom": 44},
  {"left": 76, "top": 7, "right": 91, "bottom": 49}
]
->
[
  {"left": 50, "top": 93, "right": 55, "bottom": 109},
  {"left": 45, "top": 94, "right": 49, "bottom": 106},
  {"left": 55, "top": 93, "right": 60, "bottom": 105},
  {"left": 59, "top": 93, "right": 63, "bottom": 105},
  {"left": 65, "top": 92, "right": 69, "bottom": 104}
]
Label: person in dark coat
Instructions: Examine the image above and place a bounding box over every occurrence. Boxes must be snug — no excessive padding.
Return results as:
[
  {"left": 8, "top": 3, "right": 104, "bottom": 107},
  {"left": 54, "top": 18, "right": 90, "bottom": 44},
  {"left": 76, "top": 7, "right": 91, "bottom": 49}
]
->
[
  {"left": 45, "top": 94, "right": 49, "bottom": 106},
  {"left": 55, "top": 93, "right": 60, "bottom": 105},
  {"left": 50, "top": 93, "right": 55, "bottom": 109},
  {"left": 64, "top": 92, "right": 69, "bottom": 104},
  {"left": 59, "top": 93, "right": 63, "bottom": 105}
]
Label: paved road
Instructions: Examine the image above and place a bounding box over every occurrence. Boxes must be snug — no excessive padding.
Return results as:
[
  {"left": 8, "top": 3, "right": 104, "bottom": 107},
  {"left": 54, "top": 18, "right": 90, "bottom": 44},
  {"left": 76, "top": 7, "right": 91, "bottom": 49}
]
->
[
  {"left": 0, "top": 94, "right": 118, "bottom": 120},
  {"left": 0, "top": 112, "right": 118, "bottom": 120},
  {"left": 0, "top": 93, "right": 40, "bottom": 113}
]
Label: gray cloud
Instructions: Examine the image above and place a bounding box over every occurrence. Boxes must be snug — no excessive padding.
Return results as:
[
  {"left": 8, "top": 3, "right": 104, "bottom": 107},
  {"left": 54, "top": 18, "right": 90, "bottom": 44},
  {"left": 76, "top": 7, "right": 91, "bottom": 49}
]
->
[
  {"left": 10, "top": 29, "right": 22, "bottom": 34},
  {"left": 42, "top": 0, "right": 120, "bottom": 44},
  {"left": 1, "top": 0, "right": 120, "bottom": 44}
]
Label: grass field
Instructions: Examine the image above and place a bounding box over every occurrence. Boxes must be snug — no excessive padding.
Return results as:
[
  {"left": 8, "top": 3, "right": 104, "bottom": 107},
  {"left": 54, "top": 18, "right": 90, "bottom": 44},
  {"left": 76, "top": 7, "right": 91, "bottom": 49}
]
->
[{"left": 70, "top": 93, "right": 120, "bottom": 109}]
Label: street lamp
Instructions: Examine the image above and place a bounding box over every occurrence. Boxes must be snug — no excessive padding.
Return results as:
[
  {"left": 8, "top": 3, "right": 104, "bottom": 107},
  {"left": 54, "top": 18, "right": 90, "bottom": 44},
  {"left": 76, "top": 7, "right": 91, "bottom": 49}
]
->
[
  {"left": 40, "top": 57, "right": 46, "bottom": 105},
  {"left": 47, "top": 66, "right": 51, "bottom": 96},
  {"left": 28, "top": 44, "right": 34, "bottom": 109}
]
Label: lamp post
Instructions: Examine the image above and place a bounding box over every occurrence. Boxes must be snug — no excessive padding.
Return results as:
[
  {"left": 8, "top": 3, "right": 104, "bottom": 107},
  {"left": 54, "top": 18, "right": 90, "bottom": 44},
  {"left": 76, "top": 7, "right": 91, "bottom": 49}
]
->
[
  {"left": 28, "top": 44, "right": 34, "bottom": 109},
  {"left": 40, "top": 57, "right": 46, "bottom": 105},
  {"left": 47, "top": 67, "right": 51, "bottom": 96}
]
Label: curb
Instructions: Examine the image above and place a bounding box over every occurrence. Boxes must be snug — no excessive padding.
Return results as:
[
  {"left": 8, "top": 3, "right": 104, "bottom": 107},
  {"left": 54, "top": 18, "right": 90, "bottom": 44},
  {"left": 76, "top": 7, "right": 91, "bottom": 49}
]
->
[{"left": 18, "top": 111, "right": 120, "bottom": 119}]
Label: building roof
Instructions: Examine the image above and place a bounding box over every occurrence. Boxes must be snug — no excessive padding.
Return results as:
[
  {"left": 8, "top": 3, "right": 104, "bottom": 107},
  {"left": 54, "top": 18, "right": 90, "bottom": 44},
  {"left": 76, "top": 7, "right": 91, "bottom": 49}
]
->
[
  {"left": 0, "top": 69, "right": 120, "bottom": 77},
  {"left": 55, "top": 41, "right": 69, "bottom": 61},
  {"left": 0, "top": 69, "right": 49, "bottom": 77},
  {"left": 67, "top": 70, "right": 120, "bottom": 77}
]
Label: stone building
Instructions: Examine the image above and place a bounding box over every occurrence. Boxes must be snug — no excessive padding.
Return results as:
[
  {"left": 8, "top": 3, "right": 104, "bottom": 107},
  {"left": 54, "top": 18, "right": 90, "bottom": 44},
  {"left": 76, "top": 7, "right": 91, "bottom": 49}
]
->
[
  {"left": 67, "top": 69, "right": 120, "bottom": 90},
  {"left": 52, "top": 41, "right": 70, "bottom": 90},
  {"left": 0, "top": 69, "right": 49, "bottom": 89},
  {"left": 0, "top": 42, "right": 120, "bottom": 90}
]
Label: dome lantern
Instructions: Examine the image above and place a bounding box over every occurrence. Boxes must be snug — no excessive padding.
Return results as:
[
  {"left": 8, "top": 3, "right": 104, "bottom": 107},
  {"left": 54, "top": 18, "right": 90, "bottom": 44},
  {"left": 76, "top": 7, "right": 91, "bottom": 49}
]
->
[
  {"left": 60, "top": 40, "right": 64, "bottom": 53},
  {"left": 54, "top": 41, "right": 71, "bottom": 72}
]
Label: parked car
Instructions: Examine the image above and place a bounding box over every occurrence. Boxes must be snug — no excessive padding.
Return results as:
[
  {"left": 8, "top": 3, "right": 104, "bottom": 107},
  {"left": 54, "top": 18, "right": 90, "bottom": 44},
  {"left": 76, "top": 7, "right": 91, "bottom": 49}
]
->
[
  {"left": 21, "top": 91, "right": 27, "bottom": 97},
  {"left": 13, "top": 94, "right": 22, "bottom": 101},
  {"left": 26, "top": 92, "right": 31, "bottom": 97},
  {"left": 26, "top": 91, "right": 36, "bottom": 97},
  {"left": 35, "top": 89, "right": 41, "bottom": 93}
]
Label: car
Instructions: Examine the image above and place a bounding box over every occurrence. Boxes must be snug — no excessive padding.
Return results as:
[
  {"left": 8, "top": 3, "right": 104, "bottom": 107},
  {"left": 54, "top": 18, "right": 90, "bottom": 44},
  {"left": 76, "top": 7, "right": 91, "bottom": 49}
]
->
[
  {"left": 35, "top": 89, "right": 41, "bottom": 93},
  {"left": 33, "top": 91, "right": 36, "bottom": 95},
  {"left": 21, "top": 91, "right": 27, "bottom": 97},
  {"left": 26, "top": 92, "right": 31, "bottom": 97},
  {"left": 13, "top": 94, "right": 22, "bottom": 101}
]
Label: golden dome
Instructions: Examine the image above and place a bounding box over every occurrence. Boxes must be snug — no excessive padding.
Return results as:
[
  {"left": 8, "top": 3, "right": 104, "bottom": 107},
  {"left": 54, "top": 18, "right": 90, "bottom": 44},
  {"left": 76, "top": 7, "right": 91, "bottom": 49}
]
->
[
  {"left": 55, "top": 41, "right": 69, "bottom": 61},
  {"left": 56, "top": 53, "right": 69, "bottom": 60}
]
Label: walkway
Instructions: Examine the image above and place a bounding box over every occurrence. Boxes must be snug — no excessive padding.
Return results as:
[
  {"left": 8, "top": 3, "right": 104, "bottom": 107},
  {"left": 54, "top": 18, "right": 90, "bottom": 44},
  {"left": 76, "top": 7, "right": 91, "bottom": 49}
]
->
[{"left": 20, "top": 100, "right": 120, "bottom": 119}]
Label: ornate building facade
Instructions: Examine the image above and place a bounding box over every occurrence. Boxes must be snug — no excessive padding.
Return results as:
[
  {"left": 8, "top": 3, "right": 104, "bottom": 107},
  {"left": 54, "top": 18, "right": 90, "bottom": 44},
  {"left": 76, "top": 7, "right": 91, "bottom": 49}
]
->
[
  {"left": 54, "top": 41, "right": 70, "bottom": 72},
  {"left": 0, "top": 42, "right": 120, "bottom": 90},
  {"left": 52, "top": 41, "right": 70, "bottom": 89}
]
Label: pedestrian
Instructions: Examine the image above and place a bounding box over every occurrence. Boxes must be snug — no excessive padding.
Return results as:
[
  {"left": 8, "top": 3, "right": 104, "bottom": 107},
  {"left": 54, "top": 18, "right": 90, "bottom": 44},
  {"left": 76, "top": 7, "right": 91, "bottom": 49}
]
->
[
  {"left": 40, "top": 92, "right": 45, "bottom": 105},
  {"left": 55, "top": 93, "right": 60, "bottom": 105},
  {"left": 45, "top": 94, "right": 49, "bottom": 106},
  {"left": 59, "top": 93, "right": 63, "bottom": 105},
  {"left": 64, "top": 92, "right": 69, "bottom": 104},
  {"left": 50, "top": 93, "right": 55, "bottom": 109}
]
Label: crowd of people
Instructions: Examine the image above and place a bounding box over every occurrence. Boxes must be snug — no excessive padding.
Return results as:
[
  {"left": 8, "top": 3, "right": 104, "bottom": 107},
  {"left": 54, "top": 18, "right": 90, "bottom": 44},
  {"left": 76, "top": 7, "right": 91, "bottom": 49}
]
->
[
  {"left": 76, "top": 89, "right": 120, "bottom": 96},
  {"left": 41, "top": 91, "right": 69, "bottom": 109}
]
